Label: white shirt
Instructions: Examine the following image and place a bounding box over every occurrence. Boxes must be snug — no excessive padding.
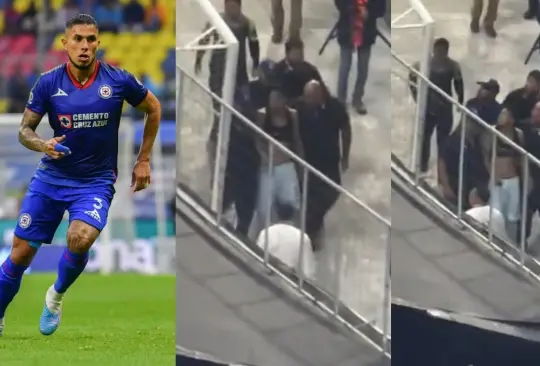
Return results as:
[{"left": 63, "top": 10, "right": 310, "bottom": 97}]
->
[
  {"left": 466, "top": 205, "right": 509, "bottom": 241},
  {"left": 256, "top": 223, "right": 316, "bottom": 278}
]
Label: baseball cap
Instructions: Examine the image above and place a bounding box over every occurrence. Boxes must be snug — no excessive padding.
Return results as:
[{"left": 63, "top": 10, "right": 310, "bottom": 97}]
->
[{"left": 477, "top": 79, "right": 500, "bottom": 94}]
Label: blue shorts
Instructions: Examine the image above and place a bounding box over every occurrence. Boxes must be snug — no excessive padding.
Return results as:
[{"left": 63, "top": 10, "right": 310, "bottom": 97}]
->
[{"left": 14, "top": 178, "right": 115, "bottom": 244}]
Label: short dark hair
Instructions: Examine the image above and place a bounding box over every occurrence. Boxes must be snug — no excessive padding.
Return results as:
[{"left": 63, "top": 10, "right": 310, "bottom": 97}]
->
[
  {"left": 475, "top": 185, "right": 490, "bottom": 203},
  {"left": 275, "top": 203, "right": 296, "bottom": 221},
  {"left": 285, "top": 38, "right": 304, "bottom": 53},
  {"left": 66, "top": 14, "right": 98, "bottom": 30},
  {"left": 433, "top": 37, "right": 450, "bottom": 51},
  {"left": 528, "top": 69, "right": 540, "bottom": 84}
]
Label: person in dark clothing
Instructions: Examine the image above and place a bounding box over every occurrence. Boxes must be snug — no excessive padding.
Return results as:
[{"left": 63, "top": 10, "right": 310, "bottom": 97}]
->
[
  {"left": 296, "top": 81, "right": 352, "bottom": 248},
  {"left": 207, "top": 91, "right": 259, "bottom": 236},
  {"left": 465, "top": 79, "right": 503, "bottom": 126},
  {"left": 334, "top": 0, "right": 385, "bottom": 115},
  {"left": 123, "top": 0, "right": 146, "bottom": 32},
  {"left": 503, "top": 70, "right": 540, "bottom": 125},
  {"left": 438, "top": 119, "right": 489, "bottom": 211},
  {"left": 409, "top": 38, "right": 464, "bottom": 173},
  {"left": 245, "top": 59, "right": 276, "bottom": 111},
  {"left": 519, "top": 102, "right": 540, "bottom": 245},
  {"left": 524, "top": 0, "right": 538, "bottom": 19},
  {"left": 273, "top": 38, "right": 324, "bottom": 103},
  {"left": 195, "top": 0, "right": 260, "bottom": 106}
]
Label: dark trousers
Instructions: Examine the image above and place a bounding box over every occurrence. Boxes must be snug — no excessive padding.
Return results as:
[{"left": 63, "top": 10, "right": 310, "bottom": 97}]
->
[
  {"left": 528, "top": 0, "right": 538, "bottom": 13},
  {"left": 421, "top": 109, "right": 453, "bottom": 172},
  {"left": 222, "top": 163, "right": 258, "bottom": 236},
  {"left": 305, "top": 165, "right": 341, "bottom": 238},
  {"left": 524, "top": 188, "right": 540, "bottom": 241}
]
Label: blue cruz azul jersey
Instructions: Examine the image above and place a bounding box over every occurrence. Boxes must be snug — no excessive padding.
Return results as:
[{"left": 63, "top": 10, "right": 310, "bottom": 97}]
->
[{"left": 26, "top": 61, "right": 148, "bottom": 188}]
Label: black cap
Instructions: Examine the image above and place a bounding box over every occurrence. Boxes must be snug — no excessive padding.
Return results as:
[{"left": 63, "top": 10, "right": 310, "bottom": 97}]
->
[{"left": 477, "top": 79, "right": 500, "bottom": 94}]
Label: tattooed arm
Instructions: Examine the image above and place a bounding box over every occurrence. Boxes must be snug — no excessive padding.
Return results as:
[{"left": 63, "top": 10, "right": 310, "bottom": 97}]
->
[{"left": 18, "top": 108, "right": 45, "bottom": 152}]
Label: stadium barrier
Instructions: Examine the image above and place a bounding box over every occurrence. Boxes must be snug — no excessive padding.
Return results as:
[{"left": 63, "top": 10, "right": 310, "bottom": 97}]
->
[
  {"left": 391, "top": 1, "right": 540, "bottom": 280},
  {"left": 176, "top": 64, "right": 391, "bottom": 356}
]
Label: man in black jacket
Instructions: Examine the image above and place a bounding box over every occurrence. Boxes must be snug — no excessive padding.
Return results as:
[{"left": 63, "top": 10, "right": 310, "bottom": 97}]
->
[
  {"left": 334, "top": 0, "right": 385, "bottom": 115},
  {"left": 296, "top": 81, "right": 351, "bottom": 248},
  {"left": 503, "top": 70, "right": 540, "bottom": 125}
]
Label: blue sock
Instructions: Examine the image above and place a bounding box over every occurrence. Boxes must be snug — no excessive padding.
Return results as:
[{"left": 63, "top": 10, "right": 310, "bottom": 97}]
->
[
  {"left": 0, "top": 257, "right": 28, "bottom": 318},
  {"left": 53, "top": 249, "right": 89, "bottom": 294}
]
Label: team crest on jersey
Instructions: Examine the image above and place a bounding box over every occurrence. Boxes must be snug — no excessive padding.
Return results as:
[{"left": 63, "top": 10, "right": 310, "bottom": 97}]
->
[
  {"left": 58, "top": 114, "right": 73, "bottom": 129},
  {"left": 99, "top": 85, "right": 113, "bottom": 99},
  {"left": 19, "top": 213, "right": 31, "bottom": 229}
]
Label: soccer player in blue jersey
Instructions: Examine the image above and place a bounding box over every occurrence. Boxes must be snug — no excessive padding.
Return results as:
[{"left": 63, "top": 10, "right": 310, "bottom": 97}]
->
[{"left": 0, "top": 14, "right": 162, "bottom": 337}]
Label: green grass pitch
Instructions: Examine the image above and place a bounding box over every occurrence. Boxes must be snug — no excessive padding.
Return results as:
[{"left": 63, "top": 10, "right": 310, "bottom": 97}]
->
[{"left": 0, "top": 274, "right": 175, "bottom": 365}]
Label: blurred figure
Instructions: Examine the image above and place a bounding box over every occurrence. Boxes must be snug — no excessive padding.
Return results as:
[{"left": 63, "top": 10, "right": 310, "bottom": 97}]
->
[
  {"left": 335, "top": 0, "right": 386, "bottom": 115},
  {"left": 247, "top": 59, "right": 275, "bottom": 110},
  {"left": 466, "top": 185, "right": 509, "bottom": 241},
  {"left": 470, "top": 0, "right": 499, "bottom": 38},
  {"left": 465, "top": 79, "right": 502, "bottom": 126},
  {"left": 3, "top": 0, "right": 21, "bottom": 35},
  {"left": 274, "top": 38, "right": 323, "bottom": 103},
  {"left": 520, "top": 102, "right": 540, "bottom": 244},
  {"left": 55, "top": 0, "right": 80, "bottom": 33},
  {"left": 481, "top": 108, "right": 523, "bottom": 241},
  {"left": 145, "top": 0, "right": 166, "bottom": 32},
  {"left": 256, "top": 203, "right": 315, "bottom": 278},
  {"left": 123, "top": 0, "right": 145, "bottom": 32},
  {"left": 195, "top": 0, "right": 260, "bottom": 112},
  {"left": 19, "top": 1, "right": 38, "bottom": 36},
  {"left": 438, "top": 118, "right": 489, "bottom": 210},
  {"left": 255, "top": 88, "right": 303, "bottom": 229},
  {"left": 503, "top": 70, "right": 540, "bottom": 124},
  {"left": 79, "top": 0, "right": 97, "bottom": 15},
  {"left": 7, "top": 67, "right": 30, "bottom": 113},
  {"left": 410, "top": 38, "right": 464, "bottom": 173},
  {"left": 525, "top": 0, "right": 538, "bottom": 19},
  {"left": 296, "top": 81, "right": 351, "bottom": 248},
  {"left": 208, "top": 92, "right": 259, "bottom": 236},
  {"left": 271, "top": 0, "right": 302, "bottom": 43},
  {"left": 94, "top": 0, "right": 123, "bottom": 33}
]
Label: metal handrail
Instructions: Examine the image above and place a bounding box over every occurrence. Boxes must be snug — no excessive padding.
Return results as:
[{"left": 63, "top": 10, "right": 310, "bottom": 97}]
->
[{"left": 175, "top": 64, "right": 390, "bottom": 227}]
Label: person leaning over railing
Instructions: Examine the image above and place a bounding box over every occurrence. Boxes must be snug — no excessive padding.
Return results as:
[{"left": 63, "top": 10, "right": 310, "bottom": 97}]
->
[
  {"left": 480, "top": 108, "right": 524, "bottom": 242},
  {"left": 502, "top": 70, "right": 540, "bottom": 124}
]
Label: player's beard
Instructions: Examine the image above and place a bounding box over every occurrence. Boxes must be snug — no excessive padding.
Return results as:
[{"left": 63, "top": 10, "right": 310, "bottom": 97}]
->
[{"left": 68, "top": 55, "right": 95, "bottom": 70}]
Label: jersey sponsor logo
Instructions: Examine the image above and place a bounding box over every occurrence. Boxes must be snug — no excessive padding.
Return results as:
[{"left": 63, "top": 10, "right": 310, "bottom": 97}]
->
[
  {"left": 62, "top": 112, "right": 110, "bottom": 129},
  {"left": 58, "top": 114, "right": 73, "bottom": 128},
  {"left": 52, "top": 88, "right": 68, "bottom": 97},
  {"left": 18, "top": 213, "right": 32, "bottom": 229},
  {"left": 98, "top": 85, "right": 113, "bottom": 99}
]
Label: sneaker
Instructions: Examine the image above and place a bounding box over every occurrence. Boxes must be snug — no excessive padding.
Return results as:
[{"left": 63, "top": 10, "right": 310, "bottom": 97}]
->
[
  {"left": 354, "top": 100, "right": 367, "bottom": 115},
  {"left": 39, "top": 286, "right": 64, "bottom": 336},
  {"left": 484, "top": 24, "right": 497, "bottom": 38},
  {"left": 524, "top": 10, "right": 536, "bottom": 20}
]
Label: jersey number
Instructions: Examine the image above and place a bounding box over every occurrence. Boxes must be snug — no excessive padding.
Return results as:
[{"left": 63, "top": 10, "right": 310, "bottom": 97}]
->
[{"left": 93, "top": 198, "right": 103, "bottom": 210}]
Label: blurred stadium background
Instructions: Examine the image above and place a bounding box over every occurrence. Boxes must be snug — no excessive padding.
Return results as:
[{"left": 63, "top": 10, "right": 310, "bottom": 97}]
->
[{"left": 0, "top": 0, "right": 176, "bottom": 275}]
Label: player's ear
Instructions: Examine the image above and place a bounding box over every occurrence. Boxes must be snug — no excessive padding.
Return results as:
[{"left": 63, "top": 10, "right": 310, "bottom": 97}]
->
[{"left": 61, "top": 37, "right": 67, "bottom": 50}]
